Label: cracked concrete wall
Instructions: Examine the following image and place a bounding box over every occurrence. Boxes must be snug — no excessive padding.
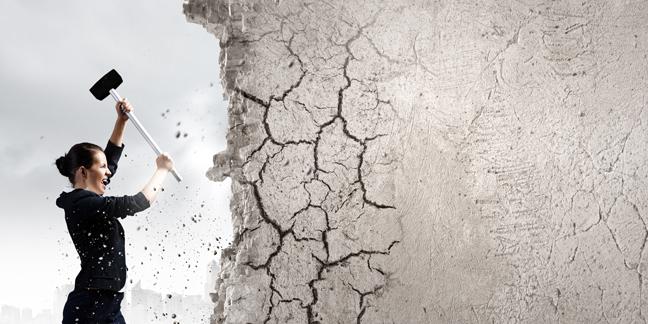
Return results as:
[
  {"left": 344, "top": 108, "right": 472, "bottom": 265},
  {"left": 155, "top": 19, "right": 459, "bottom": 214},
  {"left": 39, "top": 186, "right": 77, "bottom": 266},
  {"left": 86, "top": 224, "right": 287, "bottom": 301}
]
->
[{"left": 184, "top": 0, "right": 648, "bottom": 323}]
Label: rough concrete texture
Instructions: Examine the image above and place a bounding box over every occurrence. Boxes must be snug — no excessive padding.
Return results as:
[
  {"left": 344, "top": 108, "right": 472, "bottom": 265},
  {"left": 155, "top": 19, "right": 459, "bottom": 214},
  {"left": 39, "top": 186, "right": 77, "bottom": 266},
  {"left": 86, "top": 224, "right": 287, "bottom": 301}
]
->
[{"left": 185, "top": 0, "right": 648, "bottom": 322}]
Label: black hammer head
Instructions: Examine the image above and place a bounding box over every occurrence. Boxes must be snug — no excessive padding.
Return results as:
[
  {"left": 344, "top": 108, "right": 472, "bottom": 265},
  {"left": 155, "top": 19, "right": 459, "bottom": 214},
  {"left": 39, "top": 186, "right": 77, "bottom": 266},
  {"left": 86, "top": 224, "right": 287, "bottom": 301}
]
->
[{"left": 90, "top": 69, "right": 122, "bottom": 100}]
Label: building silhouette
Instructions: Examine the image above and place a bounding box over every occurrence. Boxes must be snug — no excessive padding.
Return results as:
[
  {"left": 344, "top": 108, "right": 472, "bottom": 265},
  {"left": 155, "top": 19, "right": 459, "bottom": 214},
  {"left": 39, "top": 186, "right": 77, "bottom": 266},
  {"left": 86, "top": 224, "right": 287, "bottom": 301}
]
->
[
  {"left": 204, "top": 260, "right": 220, "bottom": 301},
  {"left": 52, "top": 284, "right": 74, "bottom": 324},
  {"left": 1, "top": 260, "right": 219, "bottom": 324}
]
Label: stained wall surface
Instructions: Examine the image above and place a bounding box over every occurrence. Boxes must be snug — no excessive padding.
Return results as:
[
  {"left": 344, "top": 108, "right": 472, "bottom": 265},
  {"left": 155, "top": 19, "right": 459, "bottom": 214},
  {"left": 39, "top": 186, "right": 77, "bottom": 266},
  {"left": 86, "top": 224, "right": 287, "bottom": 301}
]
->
[{"left": 184, "top": 0, "right": 648, "bottom": 323}]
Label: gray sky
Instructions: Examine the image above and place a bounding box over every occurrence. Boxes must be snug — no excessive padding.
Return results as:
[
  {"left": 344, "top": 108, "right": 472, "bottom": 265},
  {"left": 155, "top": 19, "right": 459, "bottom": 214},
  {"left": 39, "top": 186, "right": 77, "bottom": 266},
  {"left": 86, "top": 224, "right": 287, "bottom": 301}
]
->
[{"left": 0, "top": 0, "right": 231, "bottom": 312}]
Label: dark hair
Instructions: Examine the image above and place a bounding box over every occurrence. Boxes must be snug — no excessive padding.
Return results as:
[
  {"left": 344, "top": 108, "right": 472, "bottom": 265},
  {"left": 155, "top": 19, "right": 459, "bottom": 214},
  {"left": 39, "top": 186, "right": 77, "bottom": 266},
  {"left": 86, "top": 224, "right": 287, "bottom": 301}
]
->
[{"left": 55, "top": 143, "right": 103, "bottom": 185}]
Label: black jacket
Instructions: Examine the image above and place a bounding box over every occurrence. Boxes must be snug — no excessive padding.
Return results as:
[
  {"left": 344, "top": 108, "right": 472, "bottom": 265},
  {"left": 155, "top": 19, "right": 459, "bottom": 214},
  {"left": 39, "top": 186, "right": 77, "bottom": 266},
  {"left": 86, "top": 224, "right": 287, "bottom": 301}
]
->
[{"left": 56, "top": 141, "right": 150, "bottom": 291}]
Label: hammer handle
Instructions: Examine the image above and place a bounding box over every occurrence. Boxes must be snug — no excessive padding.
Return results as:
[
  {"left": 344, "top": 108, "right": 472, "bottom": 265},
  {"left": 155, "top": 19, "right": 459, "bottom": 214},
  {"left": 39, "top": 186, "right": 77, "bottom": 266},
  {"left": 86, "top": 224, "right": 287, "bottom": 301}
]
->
[{"left": 109, "top": 89, "right": 183, "bottom": 182}]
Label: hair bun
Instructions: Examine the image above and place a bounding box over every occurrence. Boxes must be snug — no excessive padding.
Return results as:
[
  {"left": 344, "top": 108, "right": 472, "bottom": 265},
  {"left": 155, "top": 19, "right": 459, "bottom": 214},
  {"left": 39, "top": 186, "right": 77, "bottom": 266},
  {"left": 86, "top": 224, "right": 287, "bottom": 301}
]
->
[{"left": 55, "top": 155, "right": 68, "bottom": 177}]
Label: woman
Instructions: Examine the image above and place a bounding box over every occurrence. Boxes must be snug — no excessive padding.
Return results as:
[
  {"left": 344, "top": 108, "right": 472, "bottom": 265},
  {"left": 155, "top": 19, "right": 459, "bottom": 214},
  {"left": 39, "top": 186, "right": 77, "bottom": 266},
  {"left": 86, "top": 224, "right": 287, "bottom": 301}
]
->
[{"left": 55, "top": 99, "right": 174, "bottom": 323}]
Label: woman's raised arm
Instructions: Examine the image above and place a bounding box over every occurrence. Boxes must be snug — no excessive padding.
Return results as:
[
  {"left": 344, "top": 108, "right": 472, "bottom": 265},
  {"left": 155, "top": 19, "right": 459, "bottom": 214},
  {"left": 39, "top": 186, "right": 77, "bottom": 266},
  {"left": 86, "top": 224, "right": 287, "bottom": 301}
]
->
[
  {"left": 141, "top": 152, "right": 175, "bottom": 204},
  {"left": 109, "top": 98, "right": 132, "bottom": 147}
]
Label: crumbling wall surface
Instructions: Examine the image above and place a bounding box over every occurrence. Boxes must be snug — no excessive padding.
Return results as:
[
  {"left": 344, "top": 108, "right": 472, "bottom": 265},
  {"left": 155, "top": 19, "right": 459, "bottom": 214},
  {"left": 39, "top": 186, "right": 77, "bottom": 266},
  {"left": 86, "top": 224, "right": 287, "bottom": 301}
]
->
[{"left": 185, "top": 0, "right": 648, "bottom": 323}]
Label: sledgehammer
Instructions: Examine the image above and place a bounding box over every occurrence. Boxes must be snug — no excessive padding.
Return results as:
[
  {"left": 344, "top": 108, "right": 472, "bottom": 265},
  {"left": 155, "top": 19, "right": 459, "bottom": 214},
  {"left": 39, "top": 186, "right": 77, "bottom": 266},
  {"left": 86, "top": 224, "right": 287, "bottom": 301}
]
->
[{"left": 90, "top": 69, "right": 183, "bottom": 182}]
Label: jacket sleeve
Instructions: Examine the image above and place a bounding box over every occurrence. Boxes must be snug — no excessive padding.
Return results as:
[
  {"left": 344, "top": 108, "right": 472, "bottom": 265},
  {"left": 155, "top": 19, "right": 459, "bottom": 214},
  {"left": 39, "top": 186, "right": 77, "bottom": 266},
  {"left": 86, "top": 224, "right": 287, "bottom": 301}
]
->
[
  {"left": 104, "top": 140, "right": 124, "bottom": 179},
  {"left": 76, "top": 192, "right": 150, "bottom": 219}
]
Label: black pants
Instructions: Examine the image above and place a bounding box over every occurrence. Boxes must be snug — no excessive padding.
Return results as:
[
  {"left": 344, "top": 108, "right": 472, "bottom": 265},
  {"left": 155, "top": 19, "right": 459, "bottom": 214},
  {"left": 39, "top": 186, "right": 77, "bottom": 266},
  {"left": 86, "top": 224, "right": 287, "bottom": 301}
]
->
[{"left": 62, "top": 288, "right": 125, "bottom": 324}]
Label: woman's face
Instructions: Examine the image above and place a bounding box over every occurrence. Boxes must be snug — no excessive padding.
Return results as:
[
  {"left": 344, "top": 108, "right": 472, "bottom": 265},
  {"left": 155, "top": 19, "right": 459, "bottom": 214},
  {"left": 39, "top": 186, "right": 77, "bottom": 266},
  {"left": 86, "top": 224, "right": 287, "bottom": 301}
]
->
[{"left": 85, "top": 151, "right": 111, "bottom": 195}]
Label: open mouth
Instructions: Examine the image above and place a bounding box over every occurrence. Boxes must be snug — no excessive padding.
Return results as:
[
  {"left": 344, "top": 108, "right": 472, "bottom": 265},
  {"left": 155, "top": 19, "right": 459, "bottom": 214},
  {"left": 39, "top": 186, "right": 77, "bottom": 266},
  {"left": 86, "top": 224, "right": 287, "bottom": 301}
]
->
[{"left": 102, "top": 179, "right": 109, "bottom": 188}]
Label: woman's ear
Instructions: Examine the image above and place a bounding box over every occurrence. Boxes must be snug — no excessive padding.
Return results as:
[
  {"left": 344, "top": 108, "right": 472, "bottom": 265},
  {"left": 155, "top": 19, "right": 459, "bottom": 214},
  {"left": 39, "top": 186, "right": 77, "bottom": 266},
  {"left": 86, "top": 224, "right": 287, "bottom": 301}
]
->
[{"left": 79, "top": 167, "right": 87, "bottom": 179}]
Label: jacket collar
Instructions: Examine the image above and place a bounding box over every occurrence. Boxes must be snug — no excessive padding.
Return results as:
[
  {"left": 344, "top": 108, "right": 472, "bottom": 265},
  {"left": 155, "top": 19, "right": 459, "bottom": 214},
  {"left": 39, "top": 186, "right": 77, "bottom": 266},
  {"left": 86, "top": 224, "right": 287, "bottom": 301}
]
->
[{"left": 62, "top": 187, "right": 87, "bottom": 193}]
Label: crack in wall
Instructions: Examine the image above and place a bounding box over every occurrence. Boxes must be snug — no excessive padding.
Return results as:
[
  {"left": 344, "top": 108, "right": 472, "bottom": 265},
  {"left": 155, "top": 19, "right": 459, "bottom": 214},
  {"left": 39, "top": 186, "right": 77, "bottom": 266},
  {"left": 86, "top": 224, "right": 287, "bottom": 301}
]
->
[
  {"left": 185, "top": 0, "right": 648, "bottom": 323},
  {"left": 210, "top": 53, "right": 399, "bottom": 323}
]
